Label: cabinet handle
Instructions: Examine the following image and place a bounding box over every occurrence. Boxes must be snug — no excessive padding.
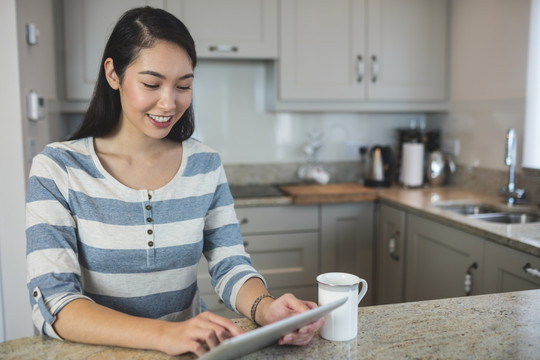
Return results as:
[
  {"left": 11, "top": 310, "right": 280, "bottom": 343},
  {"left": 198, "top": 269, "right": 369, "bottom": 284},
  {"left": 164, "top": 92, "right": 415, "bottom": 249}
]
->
[
  {"left": 388, "top": 231, "right": 400, "bottom": 261},
  {"left": 523, "top": 263, "right": 540, "bottom": 278},
  {"left": 464, "top": 262, "right": 478, "bottom": 296},
  {"left": 209, "top": 45, "right": 238, "bottom": 53},
  {"left": 357, "top": 55, "right": 364, "bottom": 83},
  {"left": 371, "top": 55, "right": 379, "bottom": 83},
  {"left": 243, "top": 241, "right": 249, "bottom": 248},
  {"left": 238, "top": 218, "right": 248, "bottom": 225}
]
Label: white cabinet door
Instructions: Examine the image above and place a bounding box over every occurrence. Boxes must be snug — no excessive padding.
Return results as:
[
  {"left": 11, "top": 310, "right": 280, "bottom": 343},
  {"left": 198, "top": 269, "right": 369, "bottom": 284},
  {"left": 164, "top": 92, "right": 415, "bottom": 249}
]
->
[
  {"left": 483, "top": 241, "right": 540, "bottom": 294},
  {"left": 368, "top": 0, "right": 448, "bottom": 100},
  {"left": 62, "top": 0, "right": 277, "bottom": 100},
  {"left": 405, "top": 214, "right": 484, "bottom": 302},
  {"left": 375, "top": 203, "right": 406, "bottom": 305},
  {"left": 320, "top": 202, "right": 374, "bottom": 306},
  {"left": 166, "top": 0, "right": 278, "bottom": 59},
  {"left": 63, "top": 0, "right": 164, "bottom": 100},
  {"left": 279, "top": 0, "right": 366, "bottom": 100},
  {"left": 278, "top": 0, "right": 448, "bottom": 102}
]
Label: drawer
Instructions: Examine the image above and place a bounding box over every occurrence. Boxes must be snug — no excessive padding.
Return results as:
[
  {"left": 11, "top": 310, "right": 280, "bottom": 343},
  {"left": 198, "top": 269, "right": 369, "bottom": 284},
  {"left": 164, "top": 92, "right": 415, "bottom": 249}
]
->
[
  {"left": 235, "top": 205, "right": 319, "bottom": 234},
  {"left": 198, "top": 231, "right": 319, "bottom": 293}
]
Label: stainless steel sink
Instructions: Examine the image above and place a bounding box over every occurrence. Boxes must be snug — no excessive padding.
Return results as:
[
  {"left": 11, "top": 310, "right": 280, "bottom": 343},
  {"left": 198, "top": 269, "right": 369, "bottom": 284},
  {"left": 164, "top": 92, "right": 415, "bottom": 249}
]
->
[
  {"left": 467, "top": 212, "right": 540, "bottom": 224},
  {"left": 435, "top": 203, "right": 498, "bottom": 215},
  {"left": 435, "top": 202, "right": 540, "bottom": 224}
]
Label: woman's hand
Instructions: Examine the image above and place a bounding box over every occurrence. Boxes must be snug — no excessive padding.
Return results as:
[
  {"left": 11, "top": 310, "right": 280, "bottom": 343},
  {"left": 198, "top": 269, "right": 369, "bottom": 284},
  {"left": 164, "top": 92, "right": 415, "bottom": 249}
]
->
[
  {"left": 158, "top": 311, "right": 245, "bottom": 357},
  {"left": 257, "top": 293, "right": 325, "bottom": 346}
]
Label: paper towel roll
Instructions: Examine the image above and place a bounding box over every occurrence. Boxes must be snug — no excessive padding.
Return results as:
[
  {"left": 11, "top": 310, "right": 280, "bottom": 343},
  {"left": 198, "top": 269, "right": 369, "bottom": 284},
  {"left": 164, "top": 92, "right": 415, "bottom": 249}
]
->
[{"left": 400, "top": 143, "right": 424, "bottom": 187}]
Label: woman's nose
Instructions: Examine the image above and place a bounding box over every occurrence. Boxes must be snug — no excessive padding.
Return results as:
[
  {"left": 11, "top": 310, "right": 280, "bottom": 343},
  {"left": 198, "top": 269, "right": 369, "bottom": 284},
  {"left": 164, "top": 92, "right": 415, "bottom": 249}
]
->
[{"left": 158, "top": 89, "right": 176, "bottom": 111}]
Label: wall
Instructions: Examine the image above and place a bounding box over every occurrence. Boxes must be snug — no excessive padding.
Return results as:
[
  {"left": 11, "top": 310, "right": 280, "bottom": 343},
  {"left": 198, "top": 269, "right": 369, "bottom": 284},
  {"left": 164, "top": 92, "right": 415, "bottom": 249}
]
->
[
  {"left": 0, "top": 0, "right": 35, "bottom": 341},
  {"left": 193, "top": 60, "right": 429, "bottom": 165},
  {"left": 438, "top": 0, "right": 531, "bottom": 172},
  {"left": 16, "top": 0, "right": 60, "bottom": 176}
]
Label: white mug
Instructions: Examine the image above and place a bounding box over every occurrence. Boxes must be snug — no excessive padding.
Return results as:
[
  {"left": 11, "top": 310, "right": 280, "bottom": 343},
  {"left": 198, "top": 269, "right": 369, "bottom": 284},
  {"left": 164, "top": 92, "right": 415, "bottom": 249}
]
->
[{"left": 317, "top": 272, "right": 368, "bottom": 341}]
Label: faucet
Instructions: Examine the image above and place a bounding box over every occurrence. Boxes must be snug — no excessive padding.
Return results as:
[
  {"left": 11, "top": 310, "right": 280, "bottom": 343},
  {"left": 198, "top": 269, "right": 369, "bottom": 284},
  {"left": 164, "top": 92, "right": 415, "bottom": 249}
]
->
[{"left": 499, "top": 128, "right": 526, "bottom": 205}]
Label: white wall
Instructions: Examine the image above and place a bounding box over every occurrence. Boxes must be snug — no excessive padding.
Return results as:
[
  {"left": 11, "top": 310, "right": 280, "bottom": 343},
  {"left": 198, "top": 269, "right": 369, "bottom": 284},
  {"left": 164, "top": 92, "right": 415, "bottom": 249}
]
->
[
  {"left": 193, "top": 60, "right": 426, "bottom": 165},
  {"left": 441, "top": 0, "right": 531, "bottom": 171},
  {"left": 17, "top": 0, "right": 59, "bottom": 176},
  {"left": 0, "top": 0, "right": 35, "bottom": 341}
]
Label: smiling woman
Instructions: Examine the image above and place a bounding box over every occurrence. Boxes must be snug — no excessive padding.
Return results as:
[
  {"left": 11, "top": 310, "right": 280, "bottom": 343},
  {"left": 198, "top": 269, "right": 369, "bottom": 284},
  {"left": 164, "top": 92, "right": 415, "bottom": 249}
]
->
[
  {"left": 24, "top": 6, "right": 323, "bottom": 358},
  {"left": 523, "top": 0, "right": 540, "bottom": 169}
]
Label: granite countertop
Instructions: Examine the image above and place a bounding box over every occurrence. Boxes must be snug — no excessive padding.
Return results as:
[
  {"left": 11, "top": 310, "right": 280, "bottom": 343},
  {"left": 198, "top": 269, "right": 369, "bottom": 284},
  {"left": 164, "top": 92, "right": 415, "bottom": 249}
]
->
[
  {"left": 2, "top": 289, "right": 539, "bottom": 359},
  {"left": 376, "top": 187, "right": 540, "bottom": 256},
  {"left": 230, "top": 184, "right": 540, "bottom": 256}
]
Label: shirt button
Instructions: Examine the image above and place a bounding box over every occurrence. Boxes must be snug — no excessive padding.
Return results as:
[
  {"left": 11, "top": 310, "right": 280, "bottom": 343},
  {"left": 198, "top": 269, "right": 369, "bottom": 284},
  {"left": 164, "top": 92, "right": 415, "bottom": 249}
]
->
[
  {"left": 148, "top": 241, "right": 154, "bottom": 247},
  {"left": 148, "top": 194, "right": 152, "bottom": 200},
  {"left": 146, "top": 217, "right": 152, "bottom": 223},
  {"left": 147, "top": 229, "right": 153, "bottom": 235},
  {"left": 33, "top": 291, "right": 38, "bottom": 298},
  {"left": 146, "top": 205, "right": 152, "bottom": 210}
]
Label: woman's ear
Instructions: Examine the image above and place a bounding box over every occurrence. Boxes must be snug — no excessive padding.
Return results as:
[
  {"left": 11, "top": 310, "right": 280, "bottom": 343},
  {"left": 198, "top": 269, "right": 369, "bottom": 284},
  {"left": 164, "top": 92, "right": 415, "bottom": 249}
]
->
[{"left": 104, "top": 58, "right": 120, "bottom": 90}]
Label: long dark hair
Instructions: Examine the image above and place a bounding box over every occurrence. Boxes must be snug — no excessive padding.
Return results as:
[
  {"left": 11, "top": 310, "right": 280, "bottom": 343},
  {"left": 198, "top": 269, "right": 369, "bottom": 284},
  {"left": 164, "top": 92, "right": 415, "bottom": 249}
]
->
[{"left": 69, "top": 7, "right": 197, "bottom": 142}]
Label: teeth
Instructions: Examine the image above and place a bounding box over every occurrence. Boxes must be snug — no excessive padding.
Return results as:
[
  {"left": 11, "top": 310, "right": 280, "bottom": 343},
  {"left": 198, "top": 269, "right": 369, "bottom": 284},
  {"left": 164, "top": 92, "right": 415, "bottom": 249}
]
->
[{"left": 148, "top": 114, "right": 171, "bottom": 123}]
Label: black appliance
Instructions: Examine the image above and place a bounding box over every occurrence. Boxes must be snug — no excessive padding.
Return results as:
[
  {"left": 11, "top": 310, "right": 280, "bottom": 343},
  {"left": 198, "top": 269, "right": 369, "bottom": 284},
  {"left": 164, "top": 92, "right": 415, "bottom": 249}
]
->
[{"left": 364, "top": 145, "right": 394, "bottom": 187}]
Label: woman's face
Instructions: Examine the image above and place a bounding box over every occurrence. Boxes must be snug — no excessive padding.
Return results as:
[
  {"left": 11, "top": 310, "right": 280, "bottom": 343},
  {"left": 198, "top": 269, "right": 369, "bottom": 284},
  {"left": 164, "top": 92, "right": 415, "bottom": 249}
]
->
[{"left": 108, "top": 41, "right": 194, "bottom": 140}]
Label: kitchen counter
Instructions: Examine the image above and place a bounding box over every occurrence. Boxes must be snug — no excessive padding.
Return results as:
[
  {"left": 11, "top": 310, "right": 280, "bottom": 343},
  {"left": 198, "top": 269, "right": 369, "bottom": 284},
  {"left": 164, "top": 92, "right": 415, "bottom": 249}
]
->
[
  {"left": 377, "top": 187, "right": 540, "bottom": 256},
  {"left": 231, "top": 184, "right": 540, "bottom": 256},
  {"left": 2, "top": 289, "right": 539, "bottom": 359}
]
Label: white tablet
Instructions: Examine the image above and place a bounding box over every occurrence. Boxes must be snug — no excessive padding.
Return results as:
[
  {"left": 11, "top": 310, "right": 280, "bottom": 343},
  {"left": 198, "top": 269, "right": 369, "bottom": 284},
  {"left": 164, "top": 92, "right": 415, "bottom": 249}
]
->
[{"left": 198, "top": 297, "right": 347, "bottom": 360}]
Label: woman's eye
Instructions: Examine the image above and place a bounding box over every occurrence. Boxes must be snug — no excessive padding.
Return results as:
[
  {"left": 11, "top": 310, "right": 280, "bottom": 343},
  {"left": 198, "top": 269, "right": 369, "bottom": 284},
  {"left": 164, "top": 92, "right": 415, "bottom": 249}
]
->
[
  {"left": 177, "top": 85, "right": 192, "bottom": 90},
  {"left": 143, "top": 83, "right": 159, "bottom": 89}
]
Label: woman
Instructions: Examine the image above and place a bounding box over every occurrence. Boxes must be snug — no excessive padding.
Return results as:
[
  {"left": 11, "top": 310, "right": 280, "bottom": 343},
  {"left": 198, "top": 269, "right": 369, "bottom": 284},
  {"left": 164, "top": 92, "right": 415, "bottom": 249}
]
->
[{"left": 25, "top": 6, "right": 323, "bottom": 357}]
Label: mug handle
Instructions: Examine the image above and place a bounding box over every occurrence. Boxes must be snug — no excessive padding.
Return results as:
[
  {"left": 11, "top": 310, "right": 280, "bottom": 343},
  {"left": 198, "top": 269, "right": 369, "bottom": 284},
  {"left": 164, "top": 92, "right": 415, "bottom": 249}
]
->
[{"left": 357, "top": 279, "right": 368, "bottom": 305}]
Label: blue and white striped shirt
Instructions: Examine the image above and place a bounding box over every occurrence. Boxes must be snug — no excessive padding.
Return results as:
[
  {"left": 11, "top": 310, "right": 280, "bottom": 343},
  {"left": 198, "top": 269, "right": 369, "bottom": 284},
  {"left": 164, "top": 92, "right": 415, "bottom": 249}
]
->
[{"left": 26, "top": 137, "right": 262, "bottom": 338}]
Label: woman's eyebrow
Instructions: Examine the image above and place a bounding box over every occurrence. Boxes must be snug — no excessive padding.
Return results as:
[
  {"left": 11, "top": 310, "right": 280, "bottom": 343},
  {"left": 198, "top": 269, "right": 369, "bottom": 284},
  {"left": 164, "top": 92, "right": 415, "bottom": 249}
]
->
[{"left": 138, "top": 70, "right": 194, "bottom": 80}]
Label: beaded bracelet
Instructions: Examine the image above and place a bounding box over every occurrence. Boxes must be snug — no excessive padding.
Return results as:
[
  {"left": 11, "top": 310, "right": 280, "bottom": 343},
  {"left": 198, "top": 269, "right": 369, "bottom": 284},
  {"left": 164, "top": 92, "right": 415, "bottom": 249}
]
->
[{"left": 250, "top": 293, "right": 275, "bottom": 325}]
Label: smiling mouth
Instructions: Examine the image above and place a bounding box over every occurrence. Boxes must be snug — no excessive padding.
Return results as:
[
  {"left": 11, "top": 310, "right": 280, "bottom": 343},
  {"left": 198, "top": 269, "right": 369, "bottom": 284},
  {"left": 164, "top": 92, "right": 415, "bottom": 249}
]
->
[{"left": 148, "top": 114, "right": 173, "bottom": 123}]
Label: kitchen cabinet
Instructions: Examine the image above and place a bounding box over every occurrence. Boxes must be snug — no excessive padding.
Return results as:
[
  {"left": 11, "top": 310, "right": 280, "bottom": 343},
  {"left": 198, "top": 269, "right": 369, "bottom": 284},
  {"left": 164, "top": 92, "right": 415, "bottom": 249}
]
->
[
  {"left": 198, "top": 205, "right": 320, "bottom": 318},
  {"left": 405, "top": 214, "right": 484, "bottom": 301},
  {"left": 375, "top": 203, "right": 406, "bottom": 305},
  {"left": 276, "top": 0, "right": 448, "bottom": 111},
  {"left": 62, "top": 0, "right": 277, "bottom": 100},
  {"left": 483, "top": 241, "right": 540, "bottom": 293},
  {"left": 62, "top": 0, "right": 165, "bottom": 100},
  {"left": 320, "top": 202, "right": 374, "bottom": 306},
  {"left": 166, "top": 0, "right": 277, "bottom": 59}
]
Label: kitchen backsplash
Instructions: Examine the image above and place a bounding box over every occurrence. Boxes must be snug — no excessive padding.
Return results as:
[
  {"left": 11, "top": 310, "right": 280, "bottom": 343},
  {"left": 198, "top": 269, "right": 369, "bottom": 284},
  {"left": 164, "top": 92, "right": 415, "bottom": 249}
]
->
[{"left": 192, "top": 60, "right": 435, "bottom": 165}]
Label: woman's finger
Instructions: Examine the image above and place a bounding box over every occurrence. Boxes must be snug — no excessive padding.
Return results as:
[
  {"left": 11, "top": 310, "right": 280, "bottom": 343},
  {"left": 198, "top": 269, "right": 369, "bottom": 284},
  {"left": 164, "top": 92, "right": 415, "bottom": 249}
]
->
[{"left": 202, "top": 311, "right": 245, "bottom": 338}]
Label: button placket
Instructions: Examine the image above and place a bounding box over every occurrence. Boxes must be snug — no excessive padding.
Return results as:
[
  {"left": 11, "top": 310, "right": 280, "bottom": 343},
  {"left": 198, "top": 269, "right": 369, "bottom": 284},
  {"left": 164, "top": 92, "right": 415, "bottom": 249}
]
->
[{"left": 145, "top": 191, "right": 155, "bottom": 267}]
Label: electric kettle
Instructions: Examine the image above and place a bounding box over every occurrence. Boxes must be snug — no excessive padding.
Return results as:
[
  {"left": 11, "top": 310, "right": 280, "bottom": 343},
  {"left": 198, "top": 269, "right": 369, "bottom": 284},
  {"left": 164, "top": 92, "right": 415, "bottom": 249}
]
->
[
  {"left": 364, "top": 145, "right": 394, "bottom": 187},
  {"left": 427, "top": 151, "right": 456, "bottom": 186}
]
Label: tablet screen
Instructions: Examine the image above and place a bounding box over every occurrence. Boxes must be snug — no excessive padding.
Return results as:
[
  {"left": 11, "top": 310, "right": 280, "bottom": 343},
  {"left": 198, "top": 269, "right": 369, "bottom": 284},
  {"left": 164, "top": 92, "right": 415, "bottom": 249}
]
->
[{"left": 199, "top": 297, "right": 347, "bottom": 360}]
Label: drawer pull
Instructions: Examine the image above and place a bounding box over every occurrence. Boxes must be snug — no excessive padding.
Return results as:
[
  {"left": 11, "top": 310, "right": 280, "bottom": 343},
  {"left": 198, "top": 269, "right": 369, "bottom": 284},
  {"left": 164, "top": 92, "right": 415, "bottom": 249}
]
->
[
  {"left": 464, "top": 262, "right": 478, "bottom": 296},
  {"left": 243, "top": 241, "right": 249, "bottom": 248},
  {"left": 371, "top": 55, "right": 379, "bottom": 83},
  {"left": 239, "top": 218, "right": 248, "bottom": 225},
  {"left": 388, "top": 231, "right": 400, "bottom": 261},
  {"left": 209, "top": 45, "right": 238, "bottom": 53},
  {"left": 523, "top": 263, "right": 540, "bottom": 278},
  {"left": 357, "top": 55, "right": 364, "bottom": 83}
]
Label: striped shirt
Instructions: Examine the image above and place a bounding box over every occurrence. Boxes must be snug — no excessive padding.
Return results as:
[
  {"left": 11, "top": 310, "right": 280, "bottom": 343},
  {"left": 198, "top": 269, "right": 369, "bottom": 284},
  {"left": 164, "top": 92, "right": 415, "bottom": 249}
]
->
[{"left": 26, "top": 137, "right": 263, "bottom": 339}]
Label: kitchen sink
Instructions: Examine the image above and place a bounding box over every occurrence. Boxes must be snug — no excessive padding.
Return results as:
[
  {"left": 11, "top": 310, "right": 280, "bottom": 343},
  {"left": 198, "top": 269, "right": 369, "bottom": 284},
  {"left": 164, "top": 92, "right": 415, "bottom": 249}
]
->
[
  {"left": 435, "top": 202, "right": 540, "bottom": 224},
  {"left": 467, "top": 212, "right": 540, "bottom": 224},
  {"left": 435, "top": 203, "right": 498, "bottom": 215}
]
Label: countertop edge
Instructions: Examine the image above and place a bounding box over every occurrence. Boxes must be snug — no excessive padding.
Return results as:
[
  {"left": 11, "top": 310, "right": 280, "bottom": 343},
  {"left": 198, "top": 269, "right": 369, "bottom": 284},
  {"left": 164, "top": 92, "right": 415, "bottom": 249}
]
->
[{"left": 232, "top": 185, "right": 540, "bottom": 257}]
